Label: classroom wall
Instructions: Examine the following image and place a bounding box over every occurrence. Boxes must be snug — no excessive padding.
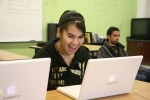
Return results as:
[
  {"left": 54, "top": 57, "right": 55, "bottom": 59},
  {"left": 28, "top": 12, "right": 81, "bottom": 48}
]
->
[{"left": 0, "top": 0, "right": 138, "bottom": 57}]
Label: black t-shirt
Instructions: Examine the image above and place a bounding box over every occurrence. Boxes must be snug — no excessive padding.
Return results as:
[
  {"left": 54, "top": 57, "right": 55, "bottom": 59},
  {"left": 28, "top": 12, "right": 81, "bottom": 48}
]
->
[{"left": 33, "top": 39, "right": 91, "bottom": 90}]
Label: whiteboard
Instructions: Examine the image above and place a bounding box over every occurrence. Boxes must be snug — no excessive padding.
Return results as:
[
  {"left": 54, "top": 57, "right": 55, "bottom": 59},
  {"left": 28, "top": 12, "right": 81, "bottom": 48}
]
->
[{"left": 0, "top": 0, "right": 42, "bottom": 42}]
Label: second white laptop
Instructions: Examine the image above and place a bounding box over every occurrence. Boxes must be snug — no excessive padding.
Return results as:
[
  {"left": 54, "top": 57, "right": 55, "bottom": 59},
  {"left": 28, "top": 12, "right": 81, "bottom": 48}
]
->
[
  {"left": 57, "top": 56, "right": 143, "bottom": 100},
  {"left": 0, "top": 58, "right": 51, "bottom": 100}
]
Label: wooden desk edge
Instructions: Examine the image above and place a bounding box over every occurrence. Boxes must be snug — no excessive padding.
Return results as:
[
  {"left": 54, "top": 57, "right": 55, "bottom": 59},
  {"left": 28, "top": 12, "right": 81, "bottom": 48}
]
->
[
  {"left": 29, "top": 46, "right": 42, "bottom": 49},
  {"left": 29, "top": 45, "right": 101, "bottom": 49}
]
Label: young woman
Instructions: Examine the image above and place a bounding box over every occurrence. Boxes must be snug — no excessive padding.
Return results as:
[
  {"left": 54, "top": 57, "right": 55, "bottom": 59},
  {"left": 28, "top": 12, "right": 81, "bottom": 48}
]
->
[{"left": 33, "top": 10, "right": 91, "bottom": 90}]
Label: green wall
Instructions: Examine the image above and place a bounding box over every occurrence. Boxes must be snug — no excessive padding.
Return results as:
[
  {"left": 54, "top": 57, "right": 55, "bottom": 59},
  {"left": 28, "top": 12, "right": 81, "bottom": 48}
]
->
[{"left": 0, "top": 0, "right": 137, "bottom": 57}]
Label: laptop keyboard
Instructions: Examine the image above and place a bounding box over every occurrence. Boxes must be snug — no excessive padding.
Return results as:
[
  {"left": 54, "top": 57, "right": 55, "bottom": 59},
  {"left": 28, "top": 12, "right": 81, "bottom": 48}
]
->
[
  {"left": 57, "top": 85, "right": 81, "bottom": 98},
  {"left": 69, "top": 85, "right": 81, "bottom": 96}
]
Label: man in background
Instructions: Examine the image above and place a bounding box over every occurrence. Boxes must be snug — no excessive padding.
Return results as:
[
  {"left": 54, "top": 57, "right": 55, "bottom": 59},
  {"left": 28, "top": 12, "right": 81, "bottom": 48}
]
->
[{"left": 97, "top": 26, "right": 150, "bottom": 82}]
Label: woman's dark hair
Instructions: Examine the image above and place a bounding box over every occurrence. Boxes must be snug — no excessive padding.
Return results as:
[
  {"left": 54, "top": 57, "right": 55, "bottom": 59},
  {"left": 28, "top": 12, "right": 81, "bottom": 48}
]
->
[
  {"left": 58, "top": 10, "right": 86, "bottom": 35},
  {"left": 107, "top": 26, "right": 120, "bottom": 36}
]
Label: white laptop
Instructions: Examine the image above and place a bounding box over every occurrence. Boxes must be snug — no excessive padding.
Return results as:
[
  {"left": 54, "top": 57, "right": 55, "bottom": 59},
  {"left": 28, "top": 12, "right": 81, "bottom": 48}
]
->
[
  {"left": 0, "top": 58, "right": 51, "bottom": 100},
  {"left": 57, "top": 56, "right": 143, "bottom": 100}
]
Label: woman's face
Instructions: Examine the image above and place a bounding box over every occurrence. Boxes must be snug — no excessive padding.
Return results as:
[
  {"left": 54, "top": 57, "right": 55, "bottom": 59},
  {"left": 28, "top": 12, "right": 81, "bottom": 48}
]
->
[{"left": 57, "top": 25, "right": 84, "bottom": 55}]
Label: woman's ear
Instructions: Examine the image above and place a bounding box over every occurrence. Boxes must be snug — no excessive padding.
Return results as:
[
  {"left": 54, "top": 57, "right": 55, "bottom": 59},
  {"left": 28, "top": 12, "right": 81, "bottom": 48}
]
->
[{"left": 57, "top": 28, "right": 61, "bottom": 38}]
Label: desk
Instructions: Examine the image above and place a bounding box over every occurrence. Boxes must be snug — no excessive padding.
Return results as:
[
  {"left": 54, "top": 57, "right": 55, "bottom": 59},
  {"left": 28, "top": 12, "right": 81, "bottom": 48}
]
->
[
  {"left": 46, "top": 80, "right": 150, "bottom": 100},
  {"left": 29, "top": 45, "right": 101, "bottom": 58},
  {"left": 0, "top": 50, "right": 30, "bottom": 61}
]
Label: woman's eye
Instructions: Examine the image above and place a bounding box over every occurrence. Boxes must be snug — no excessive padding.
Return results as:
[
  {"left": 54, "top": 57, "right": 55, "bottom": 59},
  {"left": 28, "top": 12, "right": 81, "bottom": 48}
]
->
[
  {"left": 68, "top": 36, "right": 73, "bottom": 38},
  {"left": 79, "top": 36, "right": 84, "bottom": 38}
]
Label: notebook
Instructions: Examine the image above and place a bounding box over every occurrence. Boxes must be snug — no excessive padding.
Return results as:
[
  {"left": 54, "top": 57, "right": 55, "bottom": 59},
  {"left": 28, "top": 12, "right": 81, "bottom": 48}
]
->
[
  {"left": 57, "top": 56, "right": 143, "bottom": 100},
  {"left": 0, "top": 58, "right": 51, "bottom": 100}
]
